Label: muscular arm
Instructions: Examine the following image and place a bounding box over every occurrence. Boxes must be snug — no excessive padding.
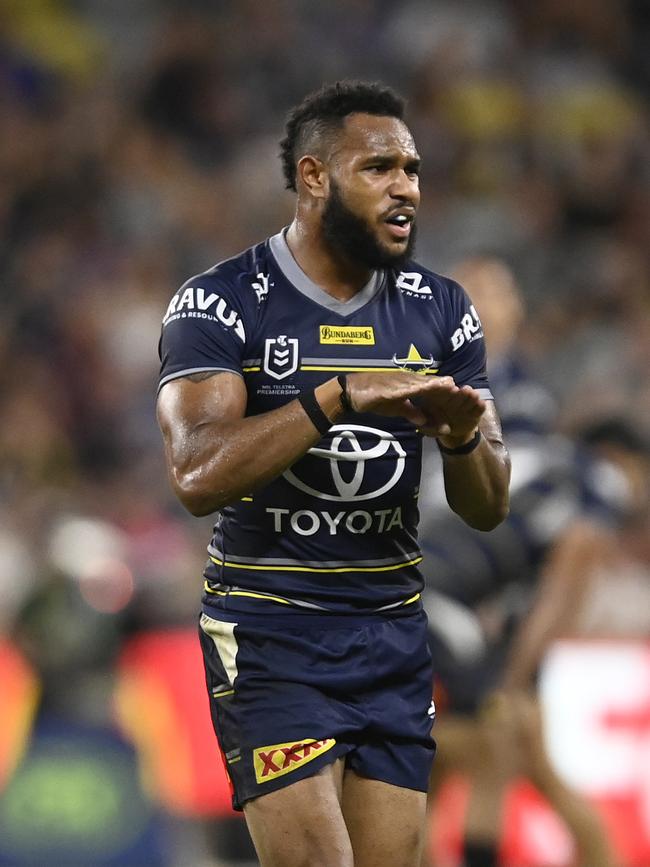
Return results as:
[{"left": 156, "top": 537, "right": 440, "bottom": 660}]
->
[
  {"left": 157, "top": 369, "right": 464, "bottom": 516},
  {"left": 436, "top": 400, "right": 510, "bottom": 531},
  {"left": 157, "top": 372, "right": 345, "bottom": 515}
]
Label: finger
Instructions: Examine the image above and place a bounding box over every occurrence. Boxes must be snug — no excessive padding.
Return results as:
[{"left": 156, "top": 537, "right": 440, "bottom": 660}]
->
[
  {"left": 417, "top": 376, "right": 457, "bottom": 395},
  {"left": 445, "top": 390, "right": 486, "bottom": 416},
  {"left": 455, "top": 396, "right": 486, "bottom": 419},
  {"left": 404, "top": 401, "right": 453, "bottom": 435},
  {"left": 400, "top": 399, "right": 428, "bottom": 427},
  {"left": 449, "top": 385, "right": 484, "bottom": 406},
  {"left": 411, "top": 384, "right": 458, "bottom": 414},
  {"left": 433, "top": 376, "right": 456, "bottom": 388},
  {"left": 450, "top": 387, "right": 484, "bottom": 407}
]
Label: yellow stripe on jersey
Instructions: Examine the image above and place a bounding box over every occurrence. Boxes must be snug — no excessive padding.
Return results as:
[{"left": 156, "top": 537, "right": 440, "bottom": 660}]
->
[
  {"left": 203, "top": 580, "right": 421, "bottom": 610},
  {"left": 242, "top": 365, "right": 438, "bottom": 374},
  {"left": 203, "top": 581, "right": 294, "bottom": 605},
  {"left": 300, "top": 366, "right": 439, "bottom": 374},
  {"left": 208, "top": 555, "right": 422, "bottom": 574},
  {"left": 399, "top": 593, "right": 421, "bottom": 606}
]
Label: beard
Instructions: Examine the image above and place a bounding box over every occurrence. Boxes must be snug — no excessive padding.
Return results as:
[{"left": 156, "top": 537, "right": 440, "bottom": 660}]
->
[{"left": 321, "top": 182, "right": 417, "bottom": 270}]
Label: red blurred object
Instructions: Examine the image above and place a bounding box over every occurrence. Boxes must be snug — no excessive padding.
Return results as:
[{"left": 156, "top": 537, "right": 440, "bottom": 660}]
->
[
  {"left": 0, "top": 638, "right": 38, "bottom": 791},
  {"left": 115, "top": 629, "right": 235, "bottom": 817}
]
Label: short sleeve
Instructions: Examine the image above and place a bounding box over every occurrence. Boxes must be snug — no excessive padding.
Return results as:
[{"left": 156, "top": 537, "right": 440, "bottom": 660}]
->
[
  {"left": 158, "top": 278, "right": 248, "bottom": 392},
  {"left": 437, "top": 280, "right": 492, "bottom": 399}
]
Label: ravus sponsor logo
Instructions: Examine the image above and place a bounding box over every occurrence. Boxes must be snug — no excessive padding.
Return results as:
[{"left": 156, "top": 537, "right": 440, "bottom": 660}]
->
[
  {"left": 163, "top": 286, "right": 246, "bottom": 342},
  {"left": 253, "top": 738, "right": 336, "bottom": 784},
  {"left": 319, "top": 325, "right": 375, "bottom": 345}
]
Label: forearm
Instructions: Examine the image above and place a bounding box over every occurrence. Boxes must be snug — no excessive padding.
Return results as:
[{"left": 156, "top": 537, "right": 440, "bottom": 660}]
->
[
  {"left": 161, "top": 369, "right": 488, "bottom": 517},
  {"left": 439, "top": 416, "right": 510, "bottom": 531},
  {"left": 168, "top": 378, "right": 344, "bottom": 515}
]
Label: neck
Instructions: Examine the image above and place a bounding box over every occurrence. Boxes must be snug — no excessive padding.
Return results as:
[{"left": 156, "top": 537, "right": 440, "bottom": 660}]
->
[{"left": 285, "top": 218, "right": 374, "bottom": 302}]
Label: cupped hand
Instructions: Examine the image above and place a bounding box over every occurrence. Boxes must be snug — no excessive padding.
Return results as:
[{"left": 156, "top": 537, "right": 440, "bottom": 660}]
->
[
  {"left": 346, "top": 371, "right": 460, "bottom": 431},
  {"left": 415, "top": 383, "right": 485, "bottom": 442}
]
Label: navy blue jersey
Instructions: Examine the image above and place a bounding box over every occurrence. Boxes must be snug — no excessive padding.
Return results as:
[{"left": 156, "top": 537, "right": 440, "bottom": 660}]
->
[{"left": 158, "top": 230, "right": 492, "bottom": 613}]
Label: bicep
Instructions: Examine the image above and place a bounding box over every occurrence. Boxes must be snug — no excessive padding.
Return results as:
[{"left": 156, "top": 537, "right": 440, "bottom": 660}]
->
[{"left": 156, "top": 371, "right": 247, "bottom": 456}]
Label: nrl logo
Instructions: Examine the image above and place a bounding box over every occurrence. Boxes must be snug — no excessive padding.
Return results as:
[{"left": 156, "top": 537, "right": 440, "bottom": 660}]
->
[
  {"left": 263, "top": 335, "right": 299, "bottom": 380},
  {"left": 392, "top": 344, "right": 438, "bottom": 374}
]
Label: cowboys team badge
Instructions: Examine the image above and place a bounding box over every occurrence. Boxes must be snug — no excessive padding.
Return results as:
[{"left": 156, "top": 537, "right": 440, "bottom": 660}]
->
[
  {"left": 392, "top": 343, "right": 438, "bottom": 373},
  {"left": 263, "top": 335, "right": 299, "bottom": 380}
]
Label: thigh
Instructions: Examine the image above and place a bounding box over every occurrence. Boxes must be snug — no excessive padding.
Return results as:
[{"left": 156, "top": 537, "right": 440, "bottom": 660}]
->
[
  {"left": 244, "top": 758, "right": 353, "bottom": 867},
  {"left": 342, "top": 769, "right": 427, "bottom": 867}
]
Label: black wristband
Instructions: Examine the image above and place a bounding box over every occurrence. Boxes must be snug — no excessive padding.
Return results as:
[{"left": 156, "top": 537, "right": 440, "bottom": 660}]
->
[
  {"left": 298, "top": 389, "right": 332, "bottom": 436},
  {"left": 437, "top": 429, "right": 481, "bottom": 455},
  {"left": 337, "top": 373, "right": 353, "bottom": 412}
]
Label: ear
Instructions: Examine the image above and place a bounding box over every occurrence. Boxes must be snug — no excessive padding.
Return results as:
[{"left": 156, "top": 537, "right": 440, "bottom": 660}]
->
[{"left": 296, "top": 155, "right": 329, "bottom": 200}]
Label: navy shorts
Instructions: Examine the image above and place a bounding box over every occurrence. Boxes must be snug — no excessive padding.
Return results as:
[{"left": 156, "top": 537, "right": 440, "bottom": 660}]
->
[{"left": 198, "top": 603, "right": 436, "bottom": 810}]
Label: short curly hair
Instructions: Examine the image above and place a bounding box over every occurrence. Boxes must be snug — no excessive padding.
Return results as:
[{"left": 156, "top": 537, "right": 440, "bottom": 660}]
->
[{"left": 279, "top": 80, "right": 405, "bottom": 192}]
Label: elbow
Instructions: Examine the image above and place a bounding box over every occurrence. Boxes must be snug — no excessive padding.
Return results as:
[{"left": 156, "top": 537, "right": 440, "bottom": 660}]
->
[
  {"left": 468, "top": 503, "right": 509, "bottom": 532},
  {"left": 172, "top": 470, "right": 226, "bottom": 517},
  {"left": 182, "top": 496, "right": 220, "bottom": 518},
  {"left": 461, "top": 497, "right": 510, "bottom": 532},
  {"left": 177, "top": 486, "right": 220, "bottom": 517}
]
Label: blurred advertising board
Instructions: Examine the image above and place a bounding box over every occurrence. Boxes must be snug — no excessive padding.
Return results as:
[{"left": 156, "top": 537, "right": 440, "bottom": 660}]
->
[
  {"left": 431, "top": 640, "right": 650, "bottom": 866},
  {"left": 539, "top": 639, "right": 650, "bottom": 867}
]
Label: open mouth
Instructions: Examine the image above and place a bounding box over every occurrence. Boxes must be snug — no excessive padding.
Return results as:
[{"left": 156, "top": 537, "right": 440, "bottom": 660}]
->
[{"left": 384, "top": 212, "right": 414, "bottom": 239}]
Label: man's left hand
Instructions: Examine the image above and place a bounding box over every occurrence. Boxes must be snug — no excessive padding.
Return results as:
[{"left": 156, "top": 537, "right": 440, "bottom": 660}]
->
[{"left": 417, "top": 383, "right": 485, "bottom": 444}]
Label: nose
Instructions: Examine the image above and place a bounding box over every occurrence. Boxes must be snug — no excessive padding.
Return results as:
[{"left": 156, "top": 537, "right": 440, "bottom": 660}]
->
[{"left": 389, "top": 169, "right": 419, "bottom": 203}]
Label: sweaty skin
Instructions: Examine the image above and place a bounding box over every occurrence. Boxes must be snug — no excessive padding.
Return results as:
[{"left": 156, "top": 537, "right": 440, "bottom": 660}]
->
[
  {"left": 157, "top": 369, "right": 492, "bottom": 516},
  {"left": 158, "top": 113, "right": 510, "bottom": 528},
  {"left": 157, "top": 109, "right": 511, "bottom": 867},
  {"left": 286, "top": 114, "right": 421, "bottom": 300}
]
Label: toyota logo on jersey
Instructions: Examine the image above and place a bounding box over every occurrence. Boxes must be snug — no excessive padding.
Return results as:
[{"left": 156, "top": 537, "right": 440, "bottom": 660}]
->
[{"left": 283, "top": 424, "right": 406, "bottom": 502}]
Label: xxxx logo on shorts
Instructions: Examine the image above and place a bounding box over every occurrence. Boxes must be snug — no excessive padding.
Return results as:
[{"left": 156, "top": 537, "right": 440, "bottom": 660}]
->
[{"left": 253, "top": 738, "right": 336, "bottom": 784}]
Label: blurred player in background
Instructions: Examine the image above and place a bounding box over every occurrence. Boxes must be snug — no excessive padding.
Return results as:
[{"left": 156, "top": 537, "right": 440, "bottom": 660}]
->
[
  {"left": 417, "top": 256, "right": 648, "bottom": 867},
  {"left": 156, "top": 82, "right": 510, "bottom": 867}
]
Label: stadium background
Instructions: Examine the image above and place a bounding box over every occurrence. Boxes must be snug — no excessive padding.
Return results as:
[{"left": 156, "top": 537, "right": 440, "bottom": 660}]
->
[{"left": 0, "top": 1, "right": 648, "bottom": 865}]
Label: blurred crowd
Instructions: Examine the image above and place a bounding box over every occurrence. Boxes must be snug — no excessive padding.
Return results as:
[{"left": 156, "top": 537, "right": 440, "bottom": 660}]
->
[{"left": 0, "top": 1, "right": 649, "bottom": 865}]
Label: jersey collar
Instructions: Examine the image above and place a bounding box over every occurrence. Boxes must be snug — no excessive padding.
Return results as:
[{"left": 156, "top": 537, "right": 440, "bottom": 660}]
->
[{"left": 268, "top": 230, "right": 384, "bottom": 316}]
